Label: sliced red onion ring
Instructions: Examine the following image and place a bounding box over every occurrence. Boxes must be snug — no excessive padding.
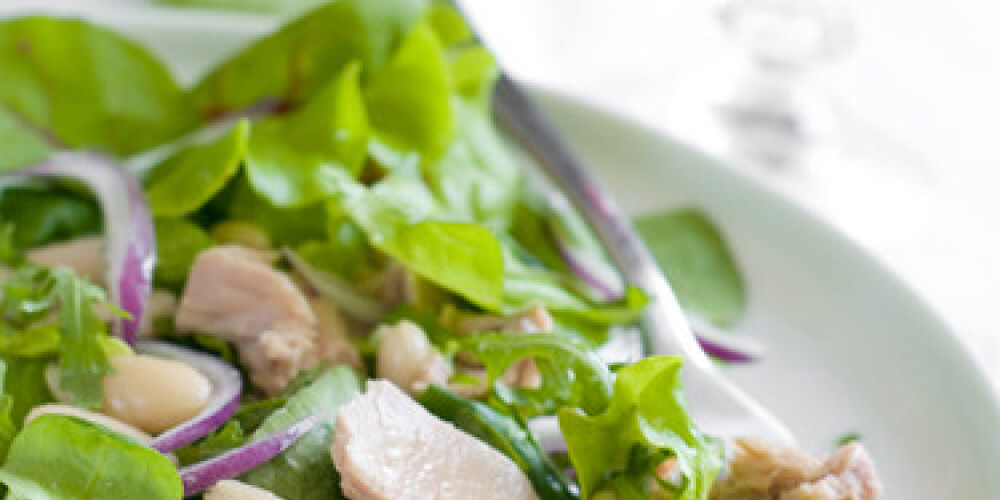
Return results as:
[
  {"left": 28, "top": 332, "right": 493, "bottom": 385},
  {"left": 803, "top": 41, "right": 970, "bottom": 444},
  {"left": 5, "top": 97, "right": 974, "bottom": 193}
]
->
[
  {"left": 688, "top": 315, "right": 765, "bottom": 364},
  {"left": 179, "top": 413, "right": 323, "bottom": 497},
  {"left": 136, "top": 341, "right": 242, "bottom": 453},
  {"left": 2, "top": 152, "right": 155, "bottom": 343}
]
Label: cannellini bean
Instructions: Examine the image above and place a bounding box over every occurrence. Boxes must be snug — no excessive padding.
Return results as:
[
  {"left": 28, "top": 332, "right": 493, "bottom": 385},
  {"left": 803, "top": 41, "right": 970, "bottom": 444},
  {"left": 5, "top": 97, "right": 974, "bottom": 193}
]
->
[
  {"left": 25, "top": 403, "right": 152, "bottom": 444},
  {"left": 375, "top": 320, "right": 450, "bottom": 395},
  {"left": 204, "top": 480, "right": 285, "bottom": 500},
  {"left": 102, "top": 354, "right": 212, "bottom": 434}
]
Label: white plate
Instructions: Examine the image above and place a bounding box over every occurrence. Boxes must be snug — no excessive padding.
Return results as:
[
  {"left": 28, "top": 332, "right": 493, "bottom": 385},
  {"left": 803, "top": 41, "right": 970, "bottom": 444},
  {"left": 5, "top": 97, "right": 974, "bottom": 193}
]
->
[{"left": 3, "top": 3, "right": 999, "bottom": 498}]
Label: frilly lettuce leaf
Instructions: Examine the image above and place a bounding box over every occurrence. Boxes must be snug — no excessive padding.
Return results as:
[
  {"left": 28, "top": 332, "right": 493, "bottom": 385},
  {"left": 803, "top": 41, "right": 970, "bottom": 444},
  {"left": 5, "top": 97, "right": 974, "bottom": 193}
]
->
[
  {"left": 188, "top": 0, "right": 428, "bottom": 118},
  {"left": 0, "top": 414, "right": 182, "bottom": 500},
  {"left": 247, "top": 62, "right": 370, "bottom": 207},
  {"left": 0, "top": 16, "right": 189, "bottom": 155},
  {"left": 459, "top": 332, "right": 613, "bottom": 418},
  {"left": 364, "top": 22, "right": 454, "bottom": 164},
  {"left": 558, "top": 356, "right": 724, "bottom": 500}
]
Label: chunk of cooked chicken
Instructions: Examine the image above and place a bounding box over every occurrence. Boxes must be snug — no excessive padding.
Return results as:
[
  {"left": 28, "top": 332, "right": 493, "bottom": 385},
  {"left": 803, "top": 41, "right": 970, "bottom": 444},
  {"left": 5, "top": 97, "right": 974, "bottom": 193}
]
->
[
  {"left": 175, "top": 246, "right": 319, "bottom": 395},
  {"left": 204, "top": 480, "right": 284, "bottom": 500},
  {"left": 27, "top": 236, "right": 104, "bottom": 284},
  {"left": 332, "top": 381, "right": 539, "bottom": 500},
  {"left": 375, "top": 320, "right": 450, "bottom": 396},
  {"left": 710, "top": 438, "right": 882, "bottom": 500}
]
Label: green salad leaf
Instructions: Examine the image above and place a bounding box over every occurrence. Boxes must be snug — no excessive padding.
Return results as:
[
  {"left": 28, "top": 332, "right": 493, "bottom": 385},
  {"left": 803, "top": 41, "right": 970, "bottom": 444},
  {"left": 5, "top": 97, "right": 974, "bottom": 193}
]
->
[
  {"left": 146, "top": 120, "right": 249, "bottom": 217},
  {"left": 175, "top": 420, "right": 247, "bottom": 466},
  {"left": 460, "top": 332, "right": 612, "bottom": 418},
  {"left": 188, "top": 0, "right": 428, "bottom": 117},
  {"left": 247, "top": 62, "right": 370, "bottom": 207},
  {"left": 1, "top": 266, "right": 118, "bottom": 409},
  {"left": 0, "top": 360, "right": 17, "bottom": 462},
  {"left": 635, "top": 209, "right": 746, "bottom": 327},
  {"left": 558, "top": 356, "right": 724, "bottom": 500},
  {"left": 0, "top": 357, "right": 51, "bottom": 427},
  {"left": 0, "top": 17, "right": 188, "bottom": 154},
  {"left": 225, "top": 175, "right": 330, "bottom": 246},
  {"left": 0, "top": 414, "right": 183, "bottom": 500},
  {"left": 153, "top": 217, "right": 214, "bottom": 289},
  {"left": 364, "top": 22, "right": 454, "bottom": 163},
  {"left": 0, "top": 187, "right": 101, "bottom": 251},
  {"left": 0, "top": 108, "right": 48, "bottom": 171},
  {"left": 241, "top": 365, "right": 361, "bottom": 500},
  {"left": 428, "top": 98, "right": 522, "bottom": 228}
]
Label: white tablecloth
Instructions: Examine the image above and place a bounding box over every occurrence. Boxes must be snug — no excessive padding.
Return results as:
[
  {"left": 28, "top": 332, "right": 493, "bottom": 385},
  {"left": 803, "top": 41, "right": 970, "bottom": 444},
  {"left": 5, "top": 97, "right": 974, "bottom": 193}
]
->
[{"left": 465, "top": 0, "right": 1000, "bottom": 387}]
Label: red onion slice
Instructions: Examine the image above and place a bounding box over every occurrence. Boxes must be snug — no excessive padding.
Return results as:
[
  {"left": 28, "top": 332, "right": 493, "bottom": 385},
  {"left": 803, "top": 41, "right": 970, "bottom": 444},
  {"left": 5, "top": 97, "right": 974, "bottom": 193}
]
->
[
  {"left": 178, "top": 413, "right": 323, "bottom": 497},
  {"left": 137, "top": 341, "right": 243, "bottom": 453},
  {"left": 2, "top": 152, "right": 155, "bottom": 343},
  {"left": 688, "top": 315, "right": 765, "bottom": 364}
]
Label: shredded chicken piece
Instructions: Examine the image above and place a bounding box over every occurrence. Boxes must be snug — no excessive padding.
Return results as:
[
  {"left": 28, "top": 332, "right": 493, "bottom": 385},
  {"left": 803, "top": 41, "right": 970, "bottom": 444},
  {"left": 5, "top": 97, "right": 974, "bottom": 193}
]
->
[
  {"left": 27, "top": 236, "right": 104, "bottom": 284},
  {"left": 711, "top": 438, "right": 882, "bottom": 500},
  {"left": 175, "top": 246, "right": 320, "bottom": 395},
  {"left": 331, "top": 381, "right": 539, "bottom": 500}
]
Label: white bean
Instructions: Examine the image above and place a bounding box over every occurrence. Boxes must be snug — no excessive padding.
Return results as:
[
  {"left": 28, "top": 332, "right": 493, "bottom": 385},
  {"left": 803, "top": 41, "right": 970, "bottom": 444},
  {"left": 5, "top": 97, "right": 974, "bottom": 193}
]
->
[
  {"left": 204, "top": 480, "right": 285, "bottom": 500},
  {"left": 102, "top": 354, "right": 211, "bottom": 434}
]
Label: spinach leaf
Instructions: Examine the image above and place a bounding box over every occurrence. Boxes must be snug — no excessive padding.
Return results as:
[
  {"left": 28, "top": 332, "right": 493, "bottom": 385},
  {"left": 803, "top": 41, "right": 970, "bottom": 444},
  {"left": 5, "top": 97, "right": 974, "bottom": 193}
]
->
[
  {"left": 379, "top": 221, "right": 504, "bottom": 311},
  {"left": 0, "top": 357, "right": 51, "bottom": 427},
  {"left": 460, "top": 332, "right": 612, "bottom": 418},
  {"left": 635, "top": 209, "right": 746, "bottom": 327},
  {"left": 153, "top": 217, "right": 214, "bottom": 289},
  {"left": 246, "top": 63, "right": 369, "bottom": 207},
  {"left": 188, "top": 0, "right": 428, "bottom": 118},
  {"left": 0, "top": 187, "right": 101, "bottom": 250},
  {"left": 146, "top": 120, "right": 249, "bottom": 217},
  {"left": 175, "top": 420, "right": 247, "bottom": 466},
  {"left": 241, "top": 365, "right": 361, "bottom": 500},
  {"left": 0, "top": 107, "right": 48, "bottom": 171},
  {"left": 0, "top": 361, "right": 17, "bottom": 462},
  {"left": 0, "top": 414, "right": 182, "bottom": 499},
  {"left": 364, "top": 22, "right": 454, "bottom": 163},
  {"left": 558, "top": 356, "right": 723, "bottom": 500},
  {"left": 0, "top": 17, "right": 188, "bottom": 154}
]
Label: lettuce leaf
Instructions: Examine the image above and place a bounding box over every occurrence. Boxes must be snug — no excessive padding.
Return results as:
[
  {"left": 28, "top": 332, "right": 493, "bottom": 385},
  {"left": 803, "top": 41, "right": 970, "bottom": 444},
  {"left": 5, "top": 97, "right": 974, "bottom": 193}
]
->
[
  {"left": 558, "top": 356, "right": 724, "bottom": 500},
  {"left": 364, "top": 22, "right": 454, "bottom": 163},
  {"left": 0, "top": 360, "right": 17, "bottom": 462},
  {"left": 0, "top": 17, "right": 188, "bottom": 155},
  {"left": 152, "top": 217, "right": 214, "bottom": 289},
  {"left": 146, "top": 120, "right": 249, "bottom": 217},
  {"left": 246, "top": 62, "right": 370, "bottom": 207},
  {"left": 635, "top": 209, "right": 746, "bottom": 327},
  {"left": 459, "top": 332, "right": 612, "bottom": 418},
  {"left": 241, "top": 365, "right": 361, "bottom": 500},
  {"left": 0, "top": 414, "right": 182, "bottom": 499},
  {"left": 0, "top": 187, "right": 101, "bottom": 251},
  {"left": 0, "top": 108, "right": 48, "bottom": 171},
  {"left": 188, "top": 0, "right": 428, "bottom": 118},
  {"left": 0, "top": 357, "right": 51, "bottom": 427}
]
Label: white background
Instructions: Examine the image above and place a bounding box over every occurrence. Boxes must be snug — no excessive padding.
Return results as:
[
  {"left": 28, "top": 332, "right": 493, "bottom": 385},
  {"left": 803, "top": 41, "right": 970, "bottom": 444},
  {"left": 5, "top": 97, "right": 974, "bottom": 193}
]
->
[{"left": 465, "top": 0, "right": 1000, "bottom": 387}]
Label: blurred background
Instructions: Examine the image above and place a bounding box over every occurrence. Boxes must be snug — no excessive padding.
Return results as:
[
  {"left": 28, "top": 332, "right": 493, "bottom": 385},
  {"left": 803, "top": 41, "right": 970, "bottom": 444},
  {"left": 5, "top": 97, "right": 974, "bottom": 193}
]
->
[{"left": 460, "top": 0, "right": 1000, "bottom": 385}]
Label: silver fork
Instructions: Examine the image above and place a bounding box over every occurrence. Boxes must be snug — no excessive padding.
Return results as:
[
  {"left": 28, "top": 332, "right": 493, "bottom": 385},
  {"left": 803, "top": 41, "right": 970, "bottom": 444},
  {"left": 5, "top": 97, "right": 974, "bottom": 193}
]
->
[{"left": 493, "top": 75, "right": 795, "bottom": 446}]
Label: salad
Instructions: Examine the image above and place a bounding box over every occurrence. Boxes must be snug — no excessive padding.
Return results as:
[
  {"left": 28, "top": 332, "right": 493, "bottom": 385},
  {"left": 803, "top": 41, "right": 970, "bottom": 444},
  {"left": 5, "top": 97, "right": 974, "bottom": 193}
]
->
[{"left": 0, "top": 1, "right": 882, "bottom": 499}]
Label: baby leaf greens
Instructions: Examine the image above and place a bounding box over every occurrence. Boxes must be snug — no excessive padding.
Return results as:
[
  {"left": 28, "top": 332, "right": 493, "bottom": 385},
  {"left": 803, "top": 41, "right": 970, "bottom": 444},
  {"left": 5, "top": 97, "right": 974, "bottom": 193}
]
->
[
  {"left": 0, "top": 17, "right": 188, "bottom": 156},
  {"left": 0, "top": 414, "right": 183, "bottom": 500},
  {"left": 1, "top": 266, "right": 123, "bottom": 409},
  {"left": 559, "top": 357, "right": 724, "bottom": 500}
]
